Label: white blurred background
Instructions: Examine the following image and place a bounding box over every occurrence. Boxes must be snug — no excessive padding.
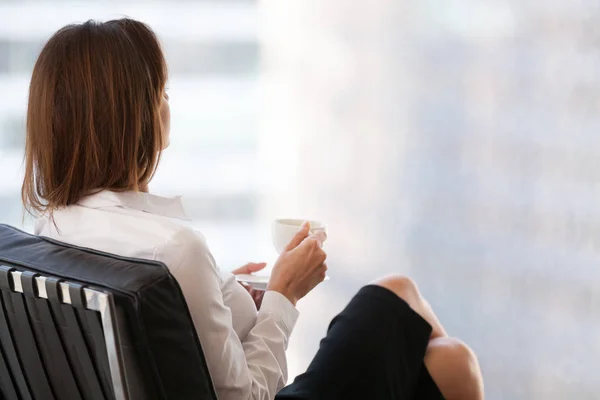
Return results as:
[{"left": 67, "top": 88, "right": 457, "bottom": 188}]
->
[{"left": 1, "top": 1, "right": 599, "bottom": 399}]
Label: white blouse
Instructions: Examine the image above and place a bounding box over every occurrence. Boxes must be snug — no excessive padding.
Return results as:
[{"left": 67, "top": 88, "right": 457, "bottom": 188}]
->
[{"left": 35, "top": 190, "right": 299, "bottom": 400}]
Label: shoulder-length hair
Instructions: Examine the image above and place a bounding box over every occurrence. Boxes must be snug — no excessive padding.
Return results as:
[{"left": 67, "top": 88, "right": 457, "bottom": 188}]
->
[{"left": 22, "top": 18, "right": 167, "bottom": 215}]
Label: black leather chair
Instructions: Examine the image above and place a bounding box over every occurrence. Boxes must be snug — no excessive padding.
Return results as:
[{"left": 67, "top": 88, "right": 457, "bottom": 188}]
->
[{"left": 0, "top": 224, "right": 218, "bottom": 400}]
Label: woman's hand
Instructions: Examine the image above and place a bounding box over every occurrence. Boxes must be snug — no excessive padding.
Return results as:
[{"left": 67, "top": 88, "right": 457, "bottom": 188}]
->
[
  {"left": 267, "top": 222, "right": 327, "bottom": 306},
  {"left": 232, "top": 262, "right": 267, "bottom": 310}
]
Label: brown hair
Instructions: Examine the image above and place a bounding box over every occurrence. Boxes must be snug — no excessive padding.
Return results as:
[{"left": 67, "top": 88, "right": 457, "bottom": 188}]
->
[{"left": 22, "top": 18, "right": 167, "bottom": 215}]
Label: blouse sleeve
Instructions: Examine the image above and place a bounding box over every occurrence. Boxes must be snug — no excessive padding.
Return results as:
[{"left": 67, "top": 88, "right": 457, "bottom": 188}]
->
[{"left": 157, "top": 227, "right": 299, "bottom": 400}]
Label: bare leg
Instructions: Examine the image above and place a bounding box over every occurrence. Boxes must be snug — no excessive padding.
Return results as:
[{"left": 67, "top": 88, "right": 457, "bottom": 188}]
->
[
  {"left": 424, "top": 337, "right": 484, "bottom": 400},
  {"left": 372, "top": 274, "right": 484, "bottom": 399}
]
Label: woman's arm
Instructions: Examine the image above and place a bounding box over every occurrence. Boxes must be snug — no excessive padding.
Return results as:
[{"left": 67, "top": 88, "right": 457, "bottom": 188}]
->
[{"left": 158, "top": 227, "right": 298, "bottom": 400}]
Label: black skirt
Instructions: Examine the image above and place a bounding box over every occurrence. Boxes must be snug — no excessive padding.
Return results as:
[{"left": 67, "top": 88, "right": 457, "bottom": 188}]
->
[{"left": 276, "top": 285, "right": 445, "bottom": 400}]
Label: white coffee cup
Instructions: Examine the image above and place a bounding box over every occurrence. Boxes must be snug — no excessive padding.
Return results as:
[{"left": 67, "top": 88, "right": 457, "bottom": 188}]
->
[{"left": 271, "top": 218, "right": 327, "bottom": 254}]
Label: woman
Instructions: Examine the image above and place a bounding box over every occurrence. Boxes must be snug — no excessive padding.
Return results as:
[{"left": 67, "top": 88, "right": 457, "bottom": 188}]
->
[{"left": 23, "top": 19, "right": 483, "bottom": 400}]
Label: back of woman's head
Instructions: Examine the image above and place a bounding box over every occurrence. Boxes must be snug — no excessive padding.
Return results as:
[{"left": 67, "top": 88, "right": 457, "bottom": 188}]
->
[{"left": 22, "top": 18, "right": 167, "bottom": 215}]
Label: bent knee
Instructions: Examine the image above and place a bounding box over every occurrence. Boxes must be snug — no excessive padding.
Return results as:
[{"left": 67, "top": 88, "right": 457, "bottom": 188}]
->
[
  {"left": 427, "top": 337, "right": 483, "bottom": 399},
  {"left": 372, "top": 274, "right": 419, "bottom": 301},
  {"left": 444, "top": 338, "right": 479, "bottom": 372},
  {"left": 430, "top": 337, "right": 480, "bottom": 375}
]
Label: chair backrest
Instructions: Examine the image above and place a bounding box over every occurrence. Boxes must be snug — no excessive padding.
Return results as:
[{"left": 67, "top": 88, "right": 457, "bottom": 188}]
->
[{"left": 0, "top": 224, "right": 218, "bottom": 400}]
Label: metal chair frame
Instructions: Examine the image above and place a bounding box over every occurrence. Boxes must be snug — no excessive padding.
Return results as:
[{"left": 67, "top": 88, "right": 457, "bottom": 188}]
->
[{"left": 0, "top": 265, "right": 128, "bottom": 400}]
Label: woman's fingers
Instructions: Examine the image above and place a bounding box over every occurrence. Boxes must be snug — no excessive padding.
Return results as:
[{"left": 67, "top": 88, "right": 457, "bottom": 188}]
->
[
  {"left": 232, "top": 262, "right": 267, "bottom": 275},
  {"left": 246, "top": 262, "right": 267, "bottom": 273},
  {"left": 300, "top": 230, "right": 327, "bottom": 250},
  {"left": 284, "top": 221, "right": 311, "bottom": 252},
  {"left": 293, "top": 233, "right": 328, "bottom": 267},
  {"left": 312, "top": 229, "right": 327, "bottom": 247}
]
